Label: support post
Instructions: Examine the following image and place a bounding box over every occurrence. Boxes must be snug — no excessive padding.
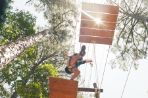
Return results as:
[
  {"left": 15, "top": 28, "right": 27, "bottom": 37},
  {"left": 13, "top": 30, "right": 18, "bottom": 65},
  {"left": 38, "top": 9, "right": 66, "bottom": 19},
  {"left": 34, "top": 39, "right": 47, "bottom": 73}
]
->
[
  {"left": 93, "top": 83, "right": 100, "bottom": 98},
  {"left": 78, "top": 83, "right": 103, "bottom": 98}
]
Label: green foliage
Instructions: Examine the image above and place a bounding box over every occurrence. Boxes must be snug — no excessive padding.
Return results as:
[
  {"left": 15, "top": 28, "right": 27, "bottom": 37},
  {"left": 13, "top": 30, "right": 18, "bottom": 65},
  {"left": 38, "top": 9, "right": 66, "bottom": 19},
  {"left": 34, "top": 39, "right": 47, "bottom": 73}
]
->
[
  {"left": 0, "top": 45, "right": 59, "bottom": 97},
  {"left": 0, "top": 0, "right": 12, "bottom": 25},
  {"left": 0, "top": 0, "right": 74, "bottom": 97},
  {"left": 16, "top": 82, "right": 42, "bottom": 98},
  {"left": 0, "top": 10, "right": 36, "bottom": 45},
  {"left": 33, "top": 63, "right": 58, "bottom": 97},
  {"left": 30, "top": 0, "right": 77, "bottom": 43},
  {"left": 0, "top": 9, "right": 38, "bottom": 97},
  {"left": 35, "top": 63, "right": 58, "bottom": 78},
  {"left": 0, "top": 85, "right": 10, "bottom": 98},
  {"left": 0, "top": 48, "right": 64, "bottom": 98},
  {"left": 109, "top": 0, "right": 148, "bottom": 70},
  {"left": 48, "top": 0, "right": 77, "bottom": 43}
]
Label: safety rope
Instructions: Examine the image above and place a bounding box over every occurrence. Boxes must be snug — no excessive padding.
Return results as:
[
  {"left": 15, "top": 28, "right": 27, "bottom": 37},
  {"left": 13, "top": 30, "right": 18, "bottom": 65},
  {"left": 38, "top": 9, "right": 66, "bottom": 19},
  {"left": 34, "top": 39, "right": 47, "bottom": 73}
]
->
[
  {"left": 93, "top": 43, "right": 100, "bottom": 85},
  {"left": 83, "top": 43, "right": 90, "bottom": 86},
  {"left": 100, "top": 45, "right": 111, "bottom": 88}
]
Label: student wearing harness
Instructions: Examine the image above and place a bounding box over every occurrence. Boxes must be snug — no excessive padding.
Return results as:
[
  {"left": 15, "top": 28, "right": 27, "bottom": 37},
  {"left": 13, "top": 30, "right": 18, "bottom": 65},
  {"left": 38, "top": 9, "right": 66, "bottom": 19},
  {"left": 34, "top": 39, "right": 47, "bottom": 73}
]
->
[{"left": 65, "top": 45, "right": 92, "bottom": 80}]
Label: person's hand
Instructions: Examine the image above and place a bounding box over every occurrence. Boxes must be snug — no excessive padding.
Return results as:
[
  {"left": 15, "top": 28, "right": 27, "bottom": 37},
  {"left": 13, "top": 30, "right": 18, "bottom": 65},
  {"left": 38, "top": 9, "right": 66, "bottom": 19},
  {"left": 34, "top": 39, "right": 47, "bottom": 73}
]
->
[
  {"left": 88, "top": 60, "right": 92, "bottom": 62},
  {"left": 85, "top": 59, "right": 92, "bottom": 63}
]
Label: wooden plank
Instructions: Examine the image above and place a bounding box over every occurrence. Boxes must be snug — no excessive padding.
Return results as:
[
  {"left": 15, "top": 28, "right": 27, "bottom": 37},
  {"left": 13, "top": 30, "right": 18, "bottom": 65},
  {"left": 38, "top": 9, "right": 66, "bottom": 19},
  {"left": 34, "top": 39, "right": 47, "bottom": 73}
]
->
[
  {"left": 49, "top": 77, "right": 78, "bottom": 98},
  {"left": 81, "top": 19, "right": 117, "bottom": 30},
  {"left": 81, "top": 12, "right": 118, "bottom": 23},
  {"left": 80, "top": 27, "right": 114, "bottom": 38},
  {"left": 82, "top": 2, "right": 119, "bottom": 14},
  {"left": 79, "top": 36, "right": 113, "bottom": 45}
]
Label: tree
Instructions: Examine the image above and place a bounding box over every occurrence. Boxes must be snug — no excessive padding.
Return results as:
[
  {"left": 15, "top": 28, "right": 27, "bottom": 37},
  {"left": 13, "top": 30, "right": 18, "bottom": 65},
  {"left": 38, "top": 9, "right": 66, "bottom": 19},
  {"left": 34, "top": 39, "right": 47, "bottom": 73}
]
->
[
  {"left": 0, "top": 29, "right": 49, "bottom": 68},
  {"left": 109, "top": 0, "right": 148, "bottom": 70},
  {"left": 0, "top": 10, "right": 37, "bottom": 97},
  {"left": 0, "top": 0, "right": 77, "bottom": 68},
  {"left": 0, "top": 10, "right": 36, "bottom": 45},
  {"left": 0, "top": 10, "right": 39, "bottom": 68},
  {"left": 1, "top": 34, "right": 69, "bottom": 97},
  {"left": 0, "top": 0, "right": 12, "bottom": 27},
  {"left": 0, "top": 0, "right": 77, "bottom": 97},
  {"left": 1, "top": 46, "right": 59, "bottom": 98}
]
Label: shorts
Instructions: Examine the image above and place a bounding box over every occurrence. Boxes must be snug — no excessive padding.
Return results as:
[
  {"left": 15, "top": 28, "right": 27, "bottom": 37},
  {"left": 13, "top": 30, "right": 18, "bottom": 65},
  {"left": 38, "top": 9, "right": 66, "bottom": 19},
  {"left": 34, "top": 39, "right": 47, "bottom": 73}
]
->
[{"left": 75, "top": 60, "right": 86, "bottom": 68}]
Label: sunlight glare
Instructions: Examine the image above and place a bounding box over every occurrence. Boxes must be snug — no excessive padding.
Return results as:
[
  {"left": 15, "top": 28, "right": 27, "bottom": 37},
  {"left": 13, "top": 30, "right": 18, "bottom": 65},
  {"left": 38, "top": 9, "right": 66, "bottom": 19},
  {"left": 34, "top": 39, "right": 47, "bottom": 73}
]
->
[
  {"left": 95, "top": 18, "right": 102, "bottom": 25},
  {"left": 82, "top": 10, "right": 103, "bottom": 25}
]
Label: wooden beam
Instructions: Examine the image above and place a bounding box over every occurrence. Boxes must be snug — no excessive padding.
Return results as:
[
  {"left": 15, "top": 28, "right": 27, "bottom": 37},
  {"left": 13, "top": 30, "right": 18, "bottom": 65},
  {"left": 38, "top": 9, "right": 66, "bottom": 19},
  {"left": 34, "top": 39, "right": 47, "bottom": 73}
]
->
[
  {"left": 81, "top": 19, "right": 117, "bottom": 30},
  {"left": 78, "top": 88, "right": 103, "bottom": 92},
  {"left": 81, "top": 12, "right": 118, "bottom": 23},
  {"left": 78, "top": 83, "right": 103, "bottom": 98},
  {"left": 80, "top": 27, "right": 114, "bottom": 38},
  {"left": 79, "top": 35, "right": 113, "bottom": 45},
  {"left": 82, "top": 2, "right": 119, "bottom": 14}
]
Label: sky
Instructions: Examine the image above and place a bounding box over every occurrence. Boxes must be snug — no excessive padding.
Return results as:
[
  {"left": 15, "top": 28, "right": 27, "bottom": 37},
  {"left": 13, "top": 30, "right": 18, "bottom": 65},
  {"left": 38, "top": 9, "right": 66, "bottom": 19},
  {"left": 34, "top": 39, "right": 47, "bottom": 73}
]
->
[
  {"left": 11, "top": 0, "right": 48, "bottom": 28},
  {"left": 11, "top": 0, "right": 148, "bottom": 98}
]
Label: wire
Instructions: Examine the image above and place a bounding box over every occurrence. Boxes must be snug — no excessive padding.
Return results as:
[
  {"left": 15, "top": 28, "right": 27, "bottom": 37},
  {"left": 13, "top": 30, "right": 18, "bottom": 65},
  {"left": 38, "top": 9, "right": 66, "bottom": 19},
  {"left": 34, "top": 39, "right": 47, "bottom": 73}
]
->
[
  {"left": 93, "top": 43, "right": 100, "bottom": 85},
  {"left": 84, "top": 43, "right": 90, "bottom": 85},
  {"left": 120, "top": 62, "right": 133, "bottom": 98},
  {"left": 100, "top": 45, "right": 111, "bottom": 88}
]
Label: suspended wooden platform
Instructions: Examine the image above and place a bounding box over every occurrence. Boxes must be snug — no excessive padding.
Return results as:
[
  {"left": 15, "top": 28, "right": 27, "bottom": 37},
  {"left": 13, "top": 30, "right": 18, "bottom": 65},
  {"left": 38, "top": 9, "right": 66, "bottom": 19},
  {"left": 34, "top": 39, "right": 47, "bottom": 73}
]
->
[
  {"left": 49, "top": 77, "right": 103, "bottom": 98},
  {"left": 49, "top": 77, "right": 78, "bottom": 98},
  {"left": 79, "top": 2, "right": 119, "bottom": 45}
]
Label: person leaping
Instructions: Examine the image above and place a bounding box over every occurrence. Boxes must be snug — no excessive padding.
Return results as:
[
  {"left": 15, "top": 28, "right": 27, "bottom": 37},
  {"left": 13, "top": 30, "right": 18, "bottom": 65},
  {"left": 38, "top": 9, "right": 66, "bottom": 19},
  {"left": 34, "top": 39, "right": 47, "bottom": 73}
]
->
[{"left": 65, "top": 45, "right": 92, "bottom": 80}]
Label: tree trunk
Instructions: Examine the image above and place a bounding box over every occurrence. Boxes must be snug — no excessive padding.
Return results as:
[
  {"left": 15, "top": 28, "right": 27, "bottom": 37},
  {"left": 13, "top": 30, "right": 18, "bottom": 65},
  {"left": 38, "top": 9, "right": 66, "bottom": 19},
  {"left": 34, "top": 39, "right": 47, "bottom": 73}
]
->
[
  {"left": 11, "top": 91, "right": 17, "bottom": 98},
  {"left": 0, "top": 29, "right": 50, "bottom": 68}
]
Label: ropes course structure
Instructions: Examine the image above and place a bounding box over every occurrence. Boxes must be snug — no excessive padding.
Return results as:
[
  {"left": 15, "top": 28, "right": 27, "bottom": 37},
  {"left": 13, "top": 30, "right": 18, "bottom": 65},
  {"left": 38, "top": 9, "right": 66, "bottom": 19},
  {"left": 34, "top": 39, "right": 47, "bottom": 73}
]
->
[
  {"left": 48, "top": 0, "right": 119, "bottom": 98},
  {"left": 78, "top": 1, "right": 119, "bottom": 97}
]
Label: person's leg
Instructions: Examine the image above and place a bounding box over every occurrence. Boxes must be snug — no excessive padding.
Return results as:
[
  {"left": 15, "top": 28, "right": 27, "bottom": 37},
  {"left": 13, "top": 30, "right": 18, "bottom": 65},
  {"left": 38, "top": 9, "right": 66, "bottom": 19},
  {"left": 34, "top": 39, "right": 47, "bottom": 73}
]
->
[{"left": 71, "top": 68, "right": 80, "bottom": 80}]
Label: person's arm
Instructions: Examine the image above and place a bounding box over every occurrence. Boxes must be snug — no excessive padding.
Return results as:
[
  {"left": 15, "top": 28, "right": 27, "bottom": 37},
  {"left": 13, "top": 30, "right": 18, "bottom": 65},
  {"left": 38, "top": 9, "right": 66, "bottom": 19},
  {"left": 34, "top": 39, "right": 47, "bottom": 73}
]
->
[
  {"left": 79, "top": 59, "right": 92, "bottom": 64},
  {"left": 85, "top": 59, "right": 92, "bottom": 63}
]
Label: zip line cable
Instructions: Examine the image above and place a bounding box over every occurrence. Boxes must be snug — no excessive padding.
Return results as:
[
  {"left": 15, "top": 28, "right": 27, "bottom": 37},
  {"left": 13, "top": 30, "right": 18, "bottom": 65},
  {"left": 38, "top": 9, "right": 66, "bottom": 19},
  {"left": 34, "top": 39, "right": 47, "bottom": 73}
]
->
[{"left": 120, "top": 62, "right": 133, "bottom": 98}]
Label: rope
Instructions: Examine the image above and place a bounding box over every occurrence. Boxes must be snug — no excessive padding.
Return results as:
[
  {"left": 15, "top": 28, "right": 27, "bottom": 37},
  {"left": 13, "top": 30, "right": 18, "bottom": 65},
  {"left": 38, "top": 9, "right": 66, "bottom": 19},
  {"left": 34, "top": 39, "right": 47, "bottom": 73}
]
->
[
  {"left": 120, "top": 62, "right": 133, "bottom": 98},
  {"left": 84, "top": 44, "right": 89, "bottom": 82},
  {"left": 100, "top": 45, "right": 111, "bottom": 88},
  {"left": 86, "top": 44, "right": 93, "bottom": 87},
  {"left": 93, "top": 43, "right": 100, "bottom": 85},
  {"left": 88, "top": 63, "right": 93, "bottom": 87}
]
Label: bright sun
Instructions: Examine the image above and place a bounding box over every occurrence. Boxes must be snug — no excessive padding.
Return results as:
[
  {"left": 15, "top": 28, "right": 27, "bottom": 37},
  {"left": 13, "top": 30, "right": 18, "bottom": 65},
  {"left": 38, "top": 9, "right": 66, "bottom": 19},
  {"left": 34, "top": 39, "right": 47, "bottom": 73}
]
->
[
  {"left": 95, "top": 18, "right": 102, "bottom": 25},
  {"left": 81, "top": 10, "right": 103, "bottom": 25}
]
